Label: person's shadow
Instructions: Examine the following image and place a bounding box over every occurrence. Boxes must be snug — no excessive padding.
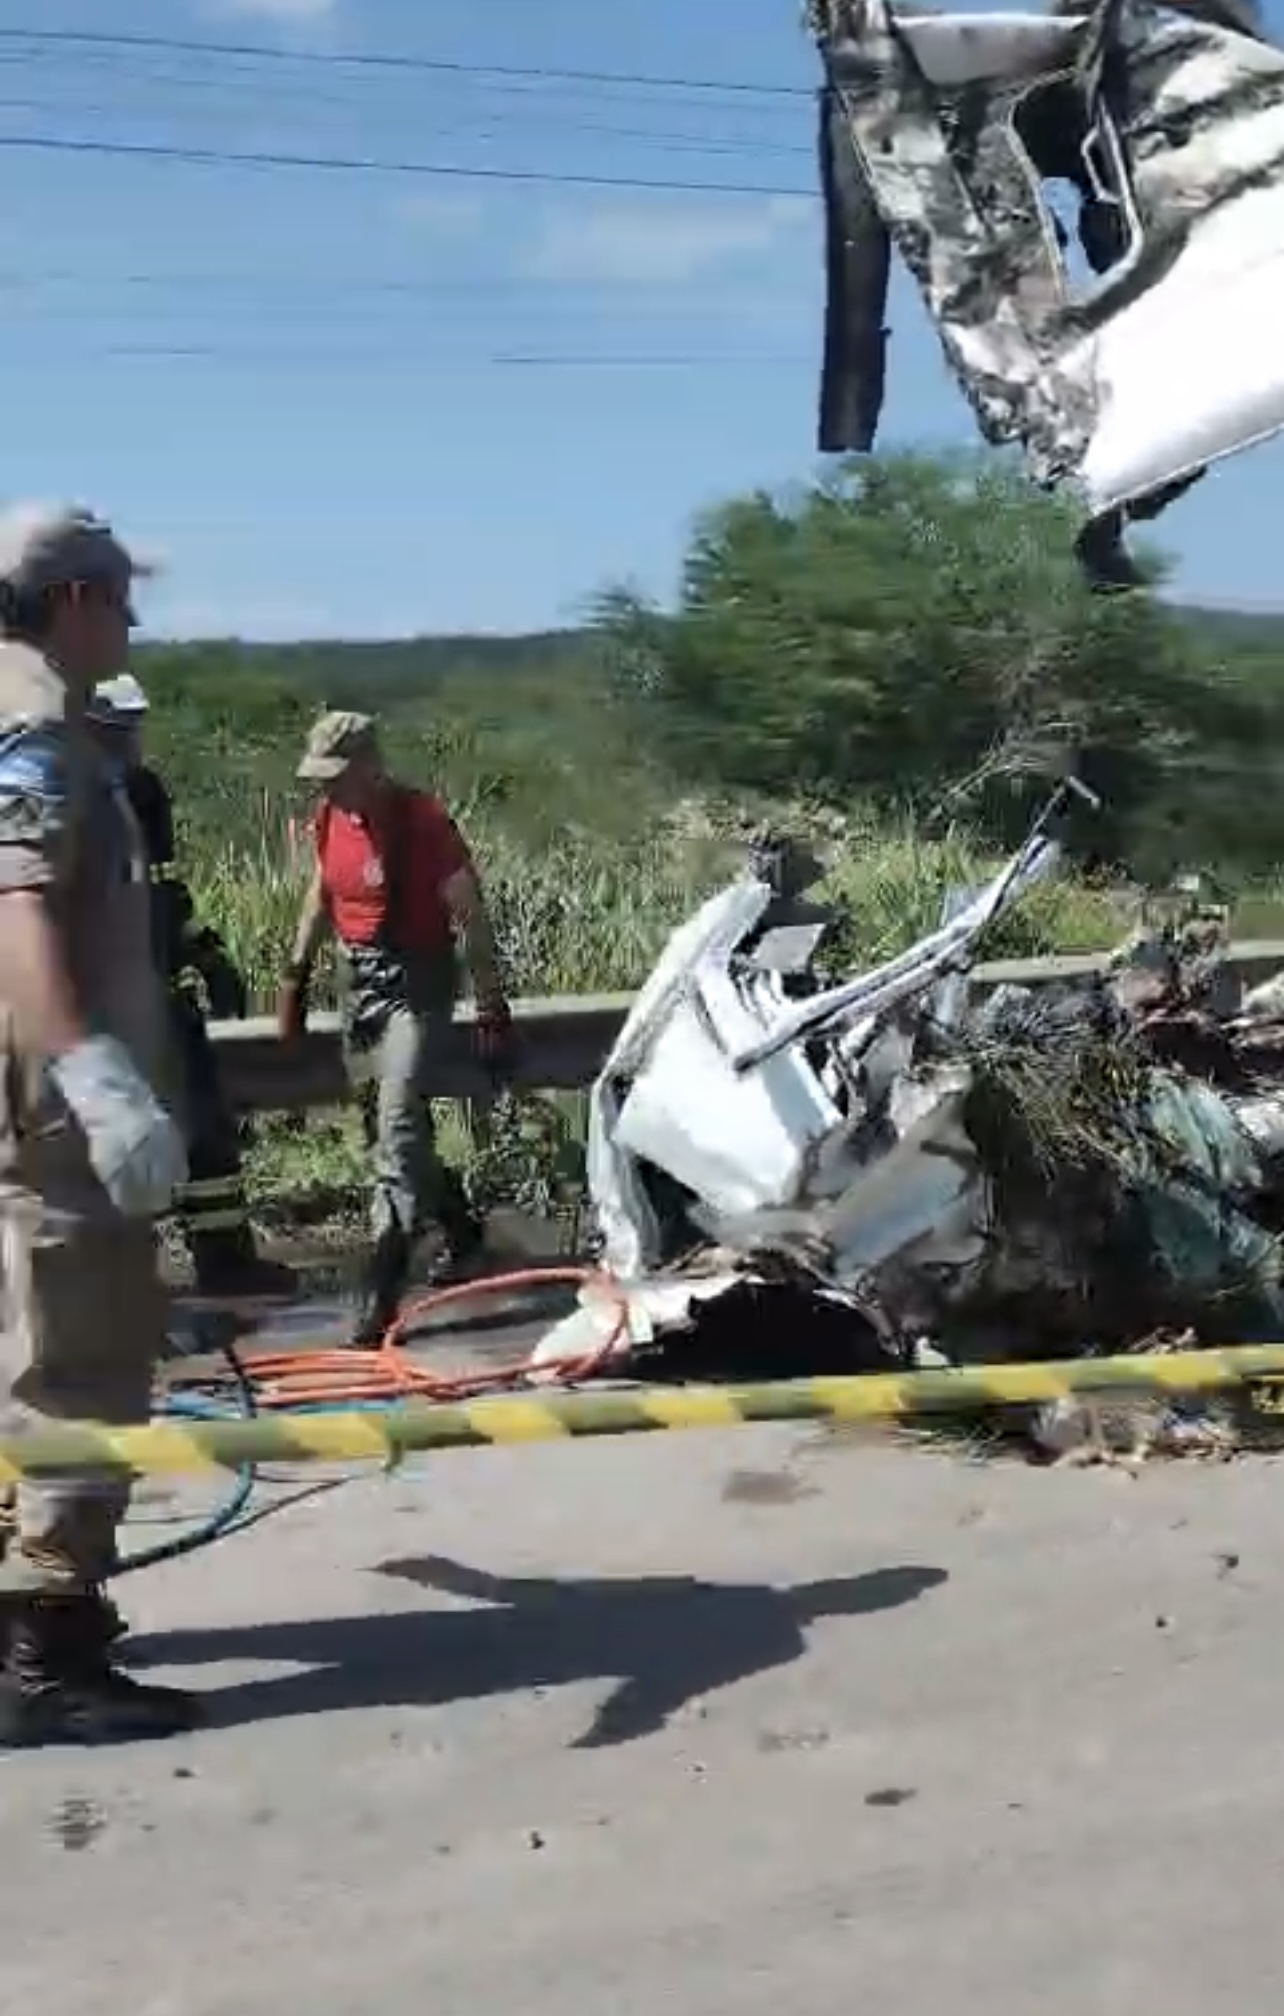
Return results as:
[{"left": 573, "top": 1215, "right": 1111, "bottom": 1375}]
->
[{"left": 130, "top": 1555, "right": 947, "bottom": 1746}]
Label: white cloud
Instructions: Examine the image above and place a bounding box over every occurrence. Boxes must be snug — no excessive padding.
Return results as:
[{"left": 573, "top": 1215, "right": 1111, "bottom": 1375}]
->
[
  {"left": 520, "top": 194, "right": 813, "bottom": 290},
  {"left": 394, "top": 191, "right": 485, "bottom": 237},
  {"left": 209, "top": 0, "right": 337, "bottom": 21}
]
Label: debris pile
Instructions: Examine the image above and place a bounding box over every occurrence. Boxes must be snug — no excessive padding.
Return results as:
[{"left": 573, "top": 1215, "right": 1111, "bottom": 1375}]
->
[{"left": 529, "top": 789, "right": 1284, "bottom": 1462}]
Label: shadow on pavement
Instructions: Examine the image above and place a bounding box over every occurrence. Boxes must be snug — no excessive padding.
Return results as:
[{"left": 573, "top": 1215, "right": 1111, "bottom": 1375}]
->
[{"left": 130, "top": 1557, "right": 947, "bottom": 1745}]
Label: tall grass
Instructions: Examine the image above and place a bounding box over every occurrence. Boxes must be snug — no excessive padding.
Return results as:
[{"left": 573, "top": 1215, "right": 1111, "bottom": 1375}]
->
[
  {"left": 148, "top": 644, "right": 1284, "bottom": 1231},
  {"left": 185, "top": 791, "right": 1123, "bottom": 1014},
  {"left": 179, "top": 784, "right": 1128, "bottom": 1225}
]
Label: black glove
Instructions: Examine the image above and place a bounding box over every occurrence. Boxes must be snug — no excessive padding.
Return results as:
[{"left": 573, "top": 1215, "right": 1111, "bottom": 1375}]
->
[
  {"left": 474, "top": 997, "right": 516, "bottom": 1084},
  {"left": 188, "top": 929, "right": 249, "bottom": 1019},
  {"left": 277, "top": 969, "right": 311, "bottom": 1044}
]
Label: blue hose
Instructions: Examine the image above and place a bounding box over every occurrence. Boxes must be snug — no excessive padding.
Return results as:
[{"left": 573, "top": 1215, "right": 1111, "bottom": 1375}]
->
[
  {"left": 112, "top": 1335, "right": 416, "bottom": 1578},
  {"left": 112, "top": 1336, "right": 261, "bottom": 1576}
]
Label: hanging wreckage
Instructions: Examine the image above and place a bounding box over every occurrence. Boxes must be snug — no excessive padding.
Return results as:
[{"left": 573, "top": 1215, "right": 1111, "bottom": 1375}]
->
[
  {"left": 529, "top": 782, "right": 1284, "bottom": 1452},
  {"left": 807, "top": 0, "right": 1284, "bottom": 583}
]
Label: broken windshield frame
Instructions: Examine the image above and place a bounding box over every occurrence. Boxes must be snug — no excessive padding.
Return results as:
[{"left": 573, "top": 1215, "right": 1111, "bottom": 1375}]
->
[{"left": 1008, "top": 66, "right": 1147, "bottom": 304}]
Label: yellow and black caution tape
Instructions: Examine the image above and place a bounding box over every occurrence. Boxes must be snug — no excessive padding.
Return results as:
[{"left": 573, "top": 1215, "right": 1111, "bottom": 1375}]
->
[{"left": 4, "top": 1345, "right": 1284, "bottom": 1479}]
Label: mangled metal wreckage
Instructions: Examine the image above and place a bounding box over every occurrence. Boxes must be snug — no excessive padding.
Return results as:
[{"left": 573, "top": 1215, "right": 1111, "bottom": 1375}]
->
[
  {"left": 522, "top": 0, "right": 1284, "bottom": 1446},
  {"left": 530, "top": 787, "right": 1284, "bottom": 1450},
  {"left": 807, "top": 0, "right": 1284, "bottom": 583}
]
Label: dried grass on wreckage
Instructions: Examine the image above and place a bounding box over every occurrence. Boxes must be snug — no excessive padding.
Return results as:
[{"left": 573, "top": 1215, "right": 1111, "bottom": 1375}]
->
[{"left": 895, "top": 984, "right": 1284, "bottom": 1466}]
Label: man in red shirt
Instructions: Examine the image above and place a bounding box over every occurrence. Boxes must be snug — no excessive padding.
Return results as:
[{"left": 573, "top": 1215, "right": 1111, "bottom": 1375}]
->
[{"left": 276, "top": 711, "right": 513, "bottom": 1345}]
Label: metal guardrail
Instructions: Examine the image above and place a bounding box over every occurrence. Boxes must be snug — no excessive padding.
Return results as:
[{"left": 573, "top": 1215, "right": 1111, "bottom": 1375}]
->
[
  {"left": 209, "top": 939, "right": 1284, "bottom": 1114},
  {"left": 212, "top": 996, "right": 629, "bottom": 1112}
]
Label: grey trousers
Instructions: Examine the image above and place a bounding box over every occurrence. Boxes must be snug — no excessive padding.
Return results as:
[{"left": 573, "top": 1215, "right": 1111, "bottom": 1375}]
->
[{"left": 346, "top": 1003, "right": 472, "bottom": 1245}]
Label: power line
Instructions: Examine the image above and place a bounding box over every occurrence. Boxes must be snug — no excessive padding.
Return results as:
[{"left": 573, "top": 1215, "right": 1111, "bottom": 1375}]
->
[
  {"left": 0, "top": 27, "right": 813, "bottom": 101},
  {"left": 2, "top": 41, "right": 807, "bottom": 130},
  {"left": 0, "top": 129, "right": 815, "bottom": 199},
  {"left": 0, "top": 339, "right": 812, "bottom": 368},
  {"left": 0, "top": 262, "right": 820, "bottom": 299},
  {"left": 0, "top": 266, "right": 753, "bottom": 294},
  {"left": 4, "top": 40, "right": 806, "bottom": 119},
  {"left": 0, "top": 39, "right": 811, "bottom": 144},
  {"left": 0, "top": 91, "right": 812, "bottom": 163}
]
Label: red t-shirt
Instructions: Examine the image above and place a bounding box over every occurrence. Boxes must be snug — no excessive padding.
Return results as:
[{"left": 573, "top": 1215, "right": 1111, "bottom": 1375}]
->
[{"left": 314, "top": 786, "right": 470, "bottom": 952}]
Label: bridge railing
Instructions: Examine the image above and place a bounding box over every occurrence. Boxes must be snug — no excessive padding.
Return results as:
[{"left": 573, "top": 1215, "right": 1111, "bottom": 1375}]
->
[{"left": 208, "top": 939, "right": 1284, "bottom": 1113}]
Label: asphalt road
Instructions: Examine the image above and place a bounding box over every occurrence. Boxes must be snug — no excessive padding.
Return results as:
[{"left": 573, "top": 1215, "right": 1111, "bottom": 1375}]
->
[{"left": 5, "top": 1357, "right": 1284, "bottom": 2014}]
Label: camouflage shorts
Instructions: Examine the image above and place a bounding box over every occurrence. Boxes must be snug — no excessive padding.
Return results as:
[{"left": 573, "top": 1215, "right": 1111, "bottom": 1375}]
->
[{"left": 339, "top": 944, "right": 459, "bottom": 1071}]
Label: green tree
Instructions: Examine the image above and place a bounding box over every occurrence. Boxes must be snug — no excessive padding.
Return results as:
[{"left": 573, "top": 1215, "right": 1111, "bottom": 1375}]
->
[{"left": 596, "top": 451, "right": 1284, "bottom": 873}]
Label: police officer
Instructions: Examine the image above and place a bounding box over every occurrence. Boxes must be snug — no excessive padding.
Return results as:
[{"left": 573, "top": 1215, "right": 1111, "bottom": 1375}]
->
[
  {"left": 277, "top": 711, "right": 512, "bottom": 1345},
  {"left": 87, "top": 675, "right": 293, "bottom": 1302},
  {"left": 0, "top": 504, "right": 202, "bottom": 1743}
]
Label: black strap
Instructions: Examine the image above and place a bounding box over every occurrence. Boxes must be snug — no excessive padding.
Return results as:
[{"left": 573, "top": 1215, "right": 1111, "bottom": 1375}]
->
[
  {"left": 817, "top": 83, "right": 889, "bottom": 455},
  {"left": 126, "top": 762, "right": 177, "bottom": 866}
]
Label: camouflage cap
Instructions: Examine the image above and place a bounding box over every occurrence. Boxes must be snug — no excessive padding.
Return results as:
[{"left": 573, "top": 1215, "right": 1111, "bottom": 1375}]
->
[
  {"left": 296, "top": 709, "right": 379, "bottom": 783},
  {"left": 0, "top": 503, "right": 154, "bottom": 613}
]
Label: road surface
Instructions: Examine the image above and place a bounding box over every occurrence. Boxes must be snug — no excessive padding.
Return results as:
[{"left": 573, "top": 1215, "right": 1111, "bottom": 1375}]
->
[{"left": 4, "top": 1314, "right": 1284, "bottom": 2014}]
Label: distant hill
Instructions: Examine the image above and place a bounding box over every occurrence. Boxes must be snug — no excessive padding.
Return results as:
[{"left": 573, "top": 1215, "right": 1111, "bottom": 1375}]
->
[
  {"left": 137, "top": 627, "right": 595, "bottom": 704},
  {"left": 131, "top": 587, "right": 1284, "bottom": 881},
  {"left": 139, "top": 604, "right": 1284, "bottom": 674},
  {"left": 1171, "top": 603, "right": 1284, "bottom": 647}
]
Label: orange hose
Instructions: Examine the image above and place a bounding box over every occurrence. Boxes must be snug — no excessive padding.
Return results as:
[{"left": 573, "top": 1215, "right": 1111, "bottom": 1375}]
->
[{"left": 226, "top": 1265, "right": 631, "bottom": 1410}]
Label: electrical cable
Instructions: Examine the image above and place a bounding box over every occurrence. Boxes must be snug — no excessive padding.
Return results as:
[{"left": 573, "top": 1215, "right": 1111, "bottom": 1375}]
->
[
  {"left": 0, "top": 65, "right": 811, "bottom": 157},
  {"left": 0, "top": 44, "right": 810, "bottom": 134},
  {"left": 0, "top": 264, "right": 799, "bottom": 296},
  {"left": 0, "top": 128, "right": 812, "bottom": 199},
  {"left": 0, "top": 345, "right": 809, "bottom": 368},
  {"left": 0, "top": 28, "right": 813, "bottom": 102}
]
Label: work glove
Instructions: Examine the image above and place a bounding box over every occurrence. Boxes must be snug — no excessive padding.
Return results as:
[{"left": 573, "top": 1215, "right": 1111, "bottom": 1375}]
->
[
  {"left": 473, "top": 996, "right": 515, "bottom": 1079},
  {"left": 51, "top": 1034, "right": 189, "bottom": 1219},
  {"left": 276, "top": 969, "right": 310, "bottom": 1044}
]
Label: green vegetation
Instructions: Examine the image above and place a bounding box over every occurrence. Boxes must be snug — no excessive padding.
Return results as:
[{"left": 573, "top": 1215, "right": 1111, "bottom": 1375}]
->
[{"left": 136, "top": 451, "right": 1284, "bottom": 1223}]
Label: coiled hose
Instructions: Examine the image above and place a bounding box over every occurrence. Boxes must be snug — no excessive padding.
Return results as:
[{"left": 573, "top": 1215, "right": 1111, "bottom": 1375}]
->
[{"left": 111, "top": 1265, "right": 628, "bottom": 1580}]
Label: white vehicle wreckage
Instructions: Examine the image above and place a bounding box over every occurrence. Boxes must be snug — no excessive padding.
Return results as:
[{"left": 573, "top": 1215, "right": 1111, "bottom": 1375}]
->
[
  {"left": 530, "top": 783, "right": 1284, "bottom": 1451},
  {"left": 807, "top": 0, "right": 1284, "bottom": 583},
  {"left": 522, "top": 0, "right": 1284, "bottom": 1451}
]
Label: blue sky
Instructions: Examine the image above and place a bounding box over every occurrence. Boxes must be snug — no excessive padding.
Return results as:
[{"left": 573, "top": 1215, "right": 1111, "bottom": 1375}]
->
[{"left": 2, "top": 0, "right": 1284, "bottom": 638}]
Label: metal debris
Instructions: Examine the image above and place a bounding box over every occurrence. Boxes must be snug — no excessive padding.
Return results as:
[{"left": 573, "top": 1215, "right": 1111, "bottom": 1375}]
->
[
  {"left": 806, "top": 0, "right": 1284, "bottom": 579},
  {"left": 530, "top": 786, "right": 1284, "bottom": 1463}
]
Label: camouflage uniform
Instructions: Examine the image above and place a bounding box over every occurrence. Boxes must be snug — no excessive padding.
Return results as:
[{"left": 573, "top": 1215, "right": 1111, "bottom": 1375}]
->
[
  {"left": 0, "top": 644, "right": 173, "bottom": 1593},
  {"left": 0, "top": 506, "right": 200, "bottom": 1743}
]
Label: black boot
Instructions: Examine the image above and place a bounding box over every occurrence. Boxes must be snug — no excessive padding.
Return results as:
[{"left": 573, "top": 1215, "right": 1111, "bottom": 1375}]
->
[
  {"left": 0, "top": 1596, "right": 203, "bottom": 1747},
  {"left": 0, "top": 1585, "right": 126, "bottom": 1657},
  {"left": 90, "top": 1584, "right": 128, "bottom": 1646},
  {"left": 192, "top": 1228, "right": 297, "bottom": 1303},
  {"left": 430, "top": 1172, "right": 486, "bottom": 1282},
  {"left": 349, "top": 1225, "right": 411, "bottom": 1348}
]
